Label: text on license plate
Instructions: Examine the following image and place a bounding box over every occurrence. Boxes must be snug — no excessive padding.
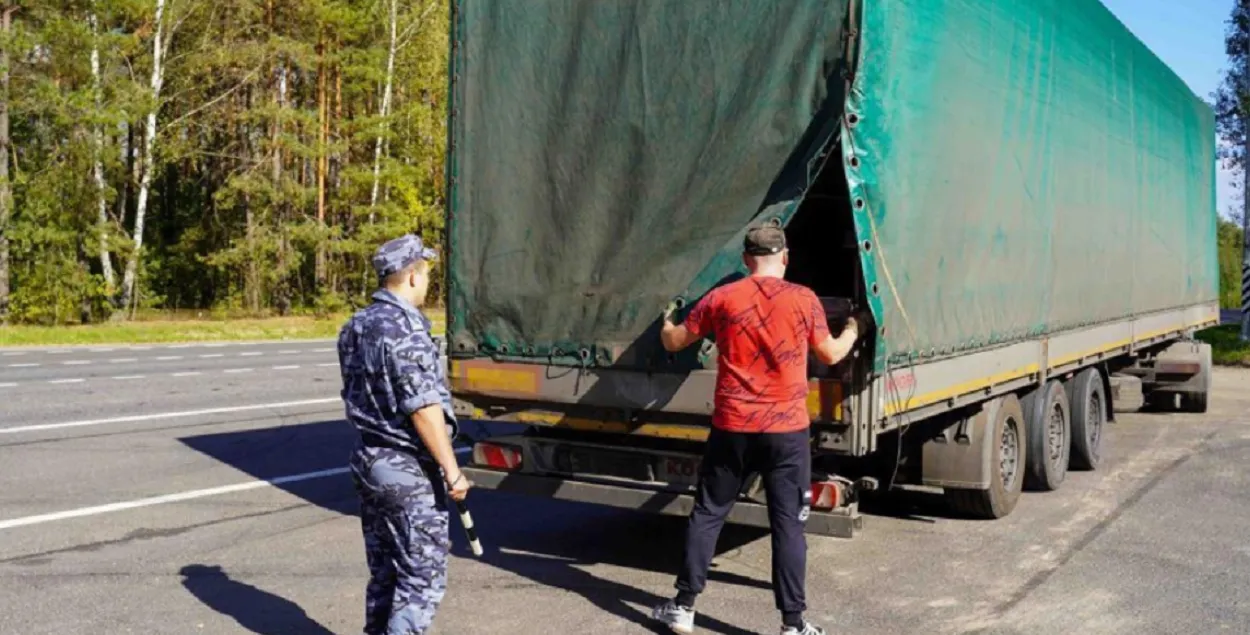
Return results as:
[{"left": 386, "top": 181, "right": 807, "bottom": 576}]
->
[{"left": 658, "top": 456, "right": 701, "bottom": 486}]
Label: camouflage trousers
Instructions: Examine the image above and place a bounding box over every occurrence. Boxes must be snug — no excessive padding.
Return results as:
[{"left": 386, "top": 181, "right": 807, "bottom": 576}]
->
[{"left": 350, "top": 445, "right": 450, "bottom": 635}]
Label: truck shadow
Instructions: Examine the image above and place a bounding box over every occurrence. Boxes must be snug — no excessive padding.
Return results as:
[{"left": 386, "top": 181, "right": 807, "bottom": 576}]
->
[
  {"left": 450, "top": 489, "right": 768, "bottom": 635},
  {"left": 178, "top": 419, "right": 771, "bottom": 633},
  {"left": 178, "top": 418, "right": 362, "bottom": 517}
]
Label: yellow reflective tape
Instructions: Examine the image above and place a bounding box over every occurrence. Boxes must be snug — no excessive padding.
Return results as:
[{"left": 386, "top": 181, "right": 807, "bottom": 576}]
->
[
  {"left": 459, "top": 367, "right": 538, "bottom": 394},
  {"left": 1049, "top": 321, "right": 1197, "bottom": 369},
  {"left": 884, "top": 364, "right": 1039, "bottom": 416},
  {"left": 512, "top": 411, "right": 710, "bottom": 441}
]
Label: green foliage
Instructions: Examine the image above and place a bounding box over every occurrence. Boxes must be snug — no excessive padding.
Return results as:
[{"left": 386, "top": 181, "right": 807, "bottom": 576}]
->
[
  {"left": 1196, "top": 325, "right": 1250, "bottom": 366},
  {"left": 2, "top": 0, "right": 450, "bottom": 324},
  {"left": 1215, "top": 0, "right": 1249, "bottom": 172},
  {"left": 1218, "top": 216, "right": 1245, "bottom": 310}
]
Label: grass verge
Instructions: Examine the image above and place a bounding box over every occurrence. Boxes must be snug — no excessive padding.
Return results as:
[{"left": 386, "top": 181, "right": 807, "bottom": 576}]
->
[
  {"left": 0, "top": 310, "right": 446, "bottom": 347},
  {"left": 1196, "top": 324, "right": 1250, "bottom": 367}
]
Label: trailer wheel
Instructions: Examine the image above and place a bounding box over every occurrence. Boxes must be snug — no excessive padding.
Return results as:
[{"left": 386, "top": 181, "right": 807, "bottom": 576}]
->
[
  {"left": 1067, "top": 368, "right": 1105, "bottom": 471},
  {"left": 945, "top": 395, "right": 1026, "bottom": 519},
  {"left": 1022, "top": 380, "right": 1070, "bottom": 491}
]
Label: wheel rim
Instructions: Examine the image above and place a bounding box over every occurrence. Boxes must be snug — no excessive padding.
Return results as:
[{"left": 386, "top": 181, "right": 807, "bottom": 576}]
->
[
  {"left": 1048, "top": 401, "right": 1066, "bottom": 466},
  {"left": 1001, "top": 417, "right": 1020, "bottom": 489},
  {"left": 1087, "top": 388, "right": 1103, "bottom": 456}
]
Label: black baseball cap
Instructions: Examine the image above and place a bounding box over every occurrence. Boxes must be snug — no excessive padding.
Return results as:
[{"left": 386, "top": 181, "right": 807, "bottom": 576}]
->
[{"left": 743, "top": 225, "right": 787, "bottom": 256}]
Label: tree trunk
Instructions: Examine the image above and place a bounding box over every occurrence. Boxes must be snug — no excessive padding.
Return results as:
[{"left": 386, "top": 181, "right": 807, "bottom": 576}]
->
[
  {"left": 116, "top": 121, "right": 131, "bottom": 226},
  {"left": 117, "top": 0, "right": 167, "bottom": 314},
  {"left": 315, "top": 32, "right": 327, "bottom": 289},
  {"left": 368, "top": 0, "right": 398, "bottom": 220},
  {"left": 0, "top": 6, "right": 13, "bottom": 324},
  {"left": 90, "top": 6, "right": 116, "bottom": 295}
]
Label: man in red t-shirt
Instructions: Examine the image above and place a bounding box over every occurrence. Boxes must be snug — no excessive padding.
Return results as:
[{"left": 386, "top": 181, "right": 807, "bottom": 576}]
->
[{"left": 651, "top": 226, "right": 859, "bottom": 635}]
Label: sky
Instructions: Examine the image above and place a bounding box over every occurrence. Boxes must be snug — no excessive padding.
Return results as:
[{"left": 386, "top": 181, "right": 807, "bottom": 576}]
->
[{"left": 1099, "top": 0, "right": 1239, "bottom": 218}]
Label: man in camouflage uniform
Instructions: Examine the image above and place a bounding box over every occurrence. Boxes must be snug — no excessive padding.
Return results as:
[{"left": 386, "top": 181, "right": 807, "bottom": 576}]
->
[{"left": 337, "top": 234, "right": 471, "bottom": 635}]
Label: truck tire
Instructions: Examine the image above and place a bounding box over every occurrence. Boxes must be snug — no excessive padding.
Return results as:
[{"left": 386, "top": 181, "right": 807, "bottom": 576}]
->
[
  {"left": 1181, "top": 391, "right": 1208, "bottom": 414},
  {"left": 1066, "top": 368, "right": 1105, "bottom": 471},
  {"left": 1022, "top": 380, "right": 1070, "bottom": 492},
  {"left": 945, "top": 394, "right": 1026, "bottom": 519}
]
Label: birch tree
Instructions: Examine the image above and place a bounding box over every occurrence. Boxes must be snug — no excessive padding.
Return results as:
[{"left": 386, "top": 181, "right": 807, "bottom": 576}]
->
[
  {"left": 89, "top": 3, "right": 115, "bottom": 295},
  {"left": 117, "top": 0, "right": 167, "bottom": 313}
]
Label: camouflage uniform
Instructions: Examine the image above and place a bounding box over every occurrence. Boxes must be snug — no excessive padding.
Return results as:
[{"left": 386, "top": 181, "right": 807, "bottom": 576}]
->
[{"left": 337, "top": 234, "right": 458, "bottom": 635}]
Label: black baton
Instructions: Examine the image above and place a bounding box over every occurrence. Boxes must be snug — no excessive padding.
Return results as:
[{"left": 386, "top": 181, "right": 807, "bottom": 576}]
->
[{"left": 455, "top": 499, "right": 483, "bottom": 557}]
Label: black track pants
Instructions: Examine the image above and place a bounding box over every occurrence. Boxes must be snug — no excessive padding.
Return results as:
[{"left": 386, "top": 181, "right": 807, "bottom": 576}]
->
[{"left": 675, "top": 426, "right": 812, "bottom": 613}]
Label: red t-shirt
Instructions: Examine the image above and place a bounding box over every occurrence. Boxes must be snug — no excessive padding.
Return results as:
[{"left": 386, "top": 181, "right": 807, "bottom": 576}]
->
[{"left": 683, "top": 276, "right": 830, "bottom": 433}]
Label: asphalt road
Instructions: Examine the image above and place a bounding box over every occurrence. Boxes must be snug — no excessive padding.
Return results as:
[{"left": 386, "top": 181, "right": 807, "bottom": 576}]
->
[{"left": 1, "top": 341, "right": 1249, "bottom": 634}]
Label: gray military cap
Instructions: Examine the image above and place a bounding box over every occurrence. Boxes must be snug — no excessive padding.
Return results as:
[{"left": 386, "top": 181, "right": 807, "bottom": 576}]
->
[{"left": 372, "top": 234, "right": 439, "bottom": 278}]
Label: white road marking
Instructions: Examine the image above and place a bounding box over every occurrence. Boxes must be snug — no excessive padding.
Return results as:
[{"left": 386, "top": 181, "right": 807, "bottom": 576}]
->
[
  {"left": 1, "top": 352, "right": 25, "bottom": 357},
  {"left": 112, "top": 375, "right": 145, "bottom": 380},
  {"left": 157, "top": 356, "right": 183, "bottom": 361},
  {"left": 205, "top": 343, "right": 227, "bottom": 348},
  {"left": 199, "top": 354, "right": 224, "bottom": 359},
  {"left": 110, "top": 358, "right": 139, "bottom": 364},
  {"left": 63, "top": 360, "right": 91, "bottom": 366},
  {"left": 273, "top": 365, "right": 301, "bottom": 370},
  {"left": 310, "top": 348, "right": 334, "bottom": 353},
  {"left": 278, "top": 350, "right": 301, "bottom": 355},
  {"left": 317, "top": 363, "right": 338, "bottom": 368},
  {"left": 8, "top": 363, "right": 38, "bottom": 368},
  {"left": 172, "top": 371, "right": 202, "bottom": 377},
  {"left": 0, "top": 467, "right": 351, "bottom": 531},
  {"left": 0, "top": 397, "right": 340, "bottom": 435},
  {"left": 0, "top": 382, "right": 16, "bottom": 388},
  {"left": 48, "top": 378, "right": 84, "bottom": 384},
  {"left": 89, "top": 348, "right": 116, "bottom": 353},
  {"left": 47, "top": 350, "right": 72, "bottom": 355},
  {"left": 224, "top": 368, "right": 254, "bottom": 374},
  {"left": 239, "top": 352, "right": 262, "bottom": 357}
]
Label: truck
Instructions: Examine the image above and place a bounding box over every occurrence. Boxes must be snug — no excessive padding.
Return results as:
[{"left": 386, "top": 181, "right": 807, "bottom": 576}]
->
[{"left": 442, "top": 0, "right": 1220, "bottom": 536}]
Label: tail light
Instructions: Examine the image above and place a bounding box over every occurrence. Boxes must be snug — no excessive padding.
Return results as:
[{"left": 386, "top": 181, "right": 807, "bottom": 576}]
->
[
  {"left": 473, "top": 442, "right": 523, "bottom": 471},
  {"left": 810, "top": 479, "right": 844, "bottom": 510}
]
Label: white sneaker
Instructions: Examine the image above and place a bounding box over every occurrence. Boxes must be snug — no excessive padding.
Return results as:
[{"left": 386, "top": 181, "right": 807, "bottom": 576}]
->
[
  {"left": 780, "top": 621, "right": 827, "bottom": 635},
  {"left": 651, "top": 599, "right": 696, "bottom": 634}
]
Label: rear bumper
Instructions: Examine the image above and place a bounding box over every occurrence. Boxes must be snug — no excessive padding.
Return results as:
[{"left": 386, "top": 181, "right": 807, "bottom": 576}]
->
[{"left": 462, "top": 466, "right": 863, "bottom": 538}]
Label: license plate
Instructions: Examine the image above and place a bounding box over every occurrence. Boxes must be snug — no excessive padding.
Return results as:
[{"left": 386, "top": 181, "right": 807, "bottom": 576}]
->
[
  {"left": 555, "top": 447, "right": 653, "bottom": 481},
  {"left": 657, "top": 456, "right": 701, "bottom": 486}
]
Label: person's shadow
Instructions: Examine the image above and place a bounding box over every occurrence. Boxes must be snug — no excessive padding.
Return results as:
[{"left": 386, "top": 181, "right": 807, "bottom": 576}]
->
[{"left": 179, "top": 564, "right": 335, "bottom": 635}]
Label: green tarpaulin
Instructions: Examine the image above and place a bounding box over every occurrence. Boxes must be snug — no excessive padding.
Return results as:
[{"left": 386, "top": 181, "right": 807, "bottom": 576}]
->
[
  {"left": 446, "top": 0, "right": 1218, "bottom": 373},
  {"left": 845, "top": 0, "right": 1219, "bottom": 368},
  {"left": 446, "top": 0, "right": 851, "bottom": 367}
]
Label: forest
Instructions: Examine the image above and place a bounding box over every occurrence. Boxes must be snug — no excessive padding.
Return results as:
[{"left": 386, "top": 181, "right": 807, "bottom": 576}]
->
[
  {"left": 0, "top": 1, "right": 1244, "bottom": 326},
  {"left": 0, "top": 0, "right": 448, "bottom": 325}
]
